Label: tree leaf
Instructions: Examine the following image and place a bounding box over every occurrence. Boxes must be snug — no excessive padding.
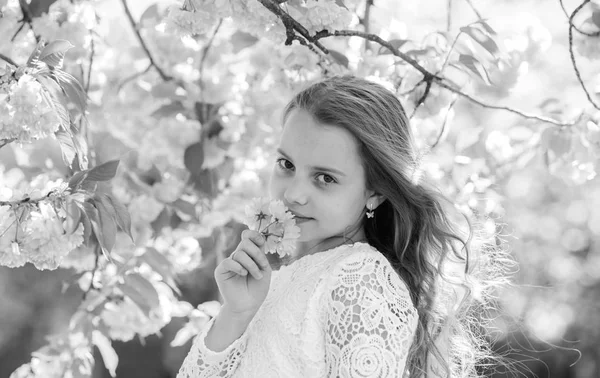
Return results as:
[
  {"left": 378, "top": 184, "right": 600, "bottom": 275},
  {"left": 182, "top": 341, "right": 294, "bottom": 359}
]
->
[
  {"left": 92, "top": 330, "right": 118, "bottom": 378},
  {"left": 139, "top": 247, "right": 180, "bottom": 295},
  {"left": 25, "top": 40, "right": 45, "bottom": 67},
  {"left": 184, "top": 142, "right": 204, "bottom": 176},
  {"left": 140, "top": 3, "right": 160, "bottom": 25},
  {"left": 230, "top": 30, "right": 259, "bottom": 53},
  {"left": 460, "top": 25, "right": 499, "bottom": 58},
  {"left": 68, "top": 171, "right": 89, "bottom": 190},
  {"left": 86, "top": 160, "right": 120, "bottom": 182},
  {"left": 120, "top": 273, "right": 160, "bottom": 316},
  {"left": 170, "top": 198, "right": 197, "bottom": 220},
  {"left": 593, "top": 9, "right": 600, "bottom": 29},
  {"left": 55, "top": 129, "right": 78, "bottom": 168},
  {"left": 473, "top": 19, "right": 497, "bottom": 35},
  {"left": 150, "top": 102, "right": 187, "bottom": 118},
  {"left": 65, "top": 200, "right": 82, "bottom": 234},
  {"left": 95, "top": 197, "right": 117, "bottom": 253},
  {"left": 106, "top": 195, "right": 133, "bottom": 241},
  {"left": 39, "top": 40, "right": 74, "bottom": 69},
  {"left": 328, "top": 49, "right": 349, "bottom": 68},
  {"left": 454, "top": 54, "right": 492, "bottom": 85},
  {"left": 52, "top": 70, "right": 87, "bottom": 115}
]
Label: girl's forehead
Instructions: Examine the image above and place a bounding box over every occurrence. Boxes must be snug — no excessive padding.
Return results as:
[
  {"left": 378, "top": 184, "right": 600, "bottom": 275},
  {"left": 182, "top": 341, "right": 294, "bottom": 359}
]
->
[{"left": 279, "top": 108, "right": 363, "bottom": 171}]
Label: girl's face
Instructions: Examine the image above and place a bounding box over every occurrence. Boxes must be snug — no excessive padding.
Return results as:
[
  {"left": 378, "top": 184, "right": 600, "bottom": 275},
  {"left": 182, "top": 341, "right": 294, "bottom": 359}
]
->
[{"left": 269, "top": 108, "right": 376, "bottom": 254}]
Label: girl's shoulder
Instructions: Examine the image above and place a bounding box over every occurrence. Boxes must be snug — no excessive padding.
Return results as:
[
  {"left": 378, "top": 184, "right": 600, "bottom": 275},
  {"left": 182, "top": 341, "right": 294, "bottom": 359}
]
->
[{"left": 327, "top": 242, "right": 413, "bottom": 299}]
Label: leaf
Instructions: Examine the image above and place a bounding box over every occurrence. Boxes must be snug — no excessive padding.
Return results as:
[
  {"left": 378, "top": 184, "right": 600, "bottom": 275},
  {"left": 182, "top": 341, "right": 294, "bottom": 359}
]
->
[
  {"left": 39, "top": 40, "right": 74, "bottom": 69},
  {"left": 86, "top": 160, "right": 120, "bottom": 182},
  {"left": 541, "top": 128, "right": 572, "bottom": 158},
  {"left": 150, "top": 102, "right": 187, "bottom": 118},
  {"left": 379, "top": 39, "right": 409, "bottom": 55},
  {"left": 139, "top": 247, "right": 180, "bottom": 294},
  {"left": 92, "top": 331, "right": 118, "bottom": 378},
  {"left": 55, "top": 129, "right": 78, "bottom": 168},
  {"left": 65, "top": 200, "right": 82, "bottom": 234},
  {"left": 140, "top": 3, "right": 159, "bottom": 25},
  {"left": 230, "top": 30, "right": 259, "bottom": 53},
  {"left": 106, "top": 195, "right": 133, "bottom": 241},
  {"left": 150, "top": 206, "right": 171, "bottom": 235},
  {"left": 121, "top": 273, "right": 160, "bottom": 315},
  {"left": 184, "top": 142, "right": 204, "bottom": 176},
  {"left": 25, "top": 40, "right": 45, "bottom": 67},
  {"left": 328, "top": 49, "right": 349, "bottom": 68},
  {"left": 460, "top": 25, "right": 499, "bottom": 58},
  {"left": 473, "top": 19, "right": 497, "bottom": 35},
  {"left": 68, "top": 171, "right": 89, "bottom": 190},
  {"left": 95, "top": 197, "right": 117, "bottom": 253},
  {"left": 593, "top": 9, "right": 600, "bottom": 29},
  {"left": 454, "top": 54, "right": 492, "bottom": 85},
  {"left": 75, "top": 202, "right": 93, "bottom": 246},
  {"left": 52, "top": 70, "right": 87, "bottom": 115},
  {"left": 170, "top": 198, "right": 197, "bottom": 220}
]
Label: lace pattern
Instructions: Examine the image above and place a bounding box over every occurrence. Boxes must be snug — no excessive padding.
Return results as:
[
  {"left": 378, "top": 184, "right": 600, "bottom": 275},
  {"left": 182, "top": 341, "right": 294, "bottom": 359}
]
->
[{"left": 176, "top": 242, "right": 418, "bottom": 378}]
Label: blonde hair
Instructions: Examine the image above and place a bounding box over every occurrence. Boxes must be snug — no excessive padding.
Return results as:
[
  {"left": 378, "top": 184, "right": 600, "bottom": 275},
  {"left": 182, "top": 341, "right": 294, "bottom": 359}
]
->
[{"left": 283, "top": 75, "right": 513, "bottom": 377}]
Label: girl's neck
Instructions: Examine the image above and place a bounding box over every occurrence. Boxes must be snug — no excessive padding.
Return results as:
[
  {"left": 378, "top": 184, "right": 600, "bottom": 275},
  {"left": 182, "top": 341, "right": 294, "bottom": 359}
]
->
[{"left": 293, "top": 229, "right": 367, "bottom": 258}]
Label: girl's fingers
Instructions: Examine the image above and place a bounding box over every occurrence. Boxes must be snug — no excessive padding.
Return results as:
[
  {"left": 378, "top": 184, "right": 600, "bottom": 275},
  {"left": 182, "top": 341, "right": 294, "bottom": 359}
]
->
[
  {"left": 241, "top": 229, "right": 265, "bottom": 248},
  {"left": 232, "top": 249, "right": 264, "bottom": 280},
  {"left": 223, "top": 258, "right": 248, "bottom": 276},
  {"left": 239, "top": 239, "right": 270, "bottom": 270}
]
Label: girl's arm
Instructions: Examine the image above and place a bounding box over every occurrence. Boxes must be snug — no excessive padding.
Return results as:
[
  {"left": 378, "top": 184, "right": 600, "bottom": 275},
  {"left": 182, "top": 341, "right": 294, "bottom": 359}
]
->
[
  {"left": 323, "top": 250, "right": 418, "bottom": 377},
  {"left": 177, "top": 305, "right": 254, "bottom": 378}
]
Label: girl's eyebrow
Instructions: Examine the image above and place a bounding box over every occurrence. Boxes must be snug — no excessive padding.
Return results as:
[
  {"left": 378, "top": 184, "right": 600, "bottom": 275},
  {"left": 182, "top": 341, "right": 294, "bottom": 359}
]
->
[{"left": 276, "top": 148, "right": 346, "bottom": 177}]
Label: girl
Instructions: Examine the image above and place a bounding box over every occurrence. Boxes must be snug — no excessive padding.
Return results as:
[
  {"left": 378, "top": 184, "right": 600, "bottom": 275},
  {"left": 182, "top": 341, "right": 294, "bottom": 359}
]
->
[{"left": 177, "top": 75, "right": 505, "bottom": 377}]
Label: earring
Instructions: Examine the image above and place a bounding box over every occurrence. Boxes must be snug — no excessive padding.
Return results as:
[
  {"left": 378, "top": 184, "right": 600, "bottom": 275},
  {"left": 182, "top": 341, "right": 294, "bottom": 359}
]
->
[{"left": 366, "top": 203, "right": 375, "bottom": 219}]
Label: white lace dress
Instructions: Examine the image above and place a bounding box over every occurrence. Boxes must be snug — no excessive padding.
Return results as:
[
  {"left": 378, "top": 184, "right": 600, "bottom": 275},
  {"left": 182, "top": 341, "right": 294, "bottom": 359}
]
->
[{"left": 177, "top": 242, "right": 419, "bottom": 378}]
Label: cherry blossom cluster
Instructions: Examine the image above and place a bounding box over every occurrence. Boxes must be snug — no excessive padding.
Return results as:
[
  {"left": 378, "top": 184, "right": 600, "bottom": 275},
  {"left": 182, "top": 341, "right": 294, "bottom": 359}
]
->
[
  {"left": 0, "top": 179, "right": 84, "bottom": 270},
  {"left": 0, "top": 73, "right": 61, "bottom": 143},
  {"left": 243, "top": 197, "right": 300, "bottom": 257}
]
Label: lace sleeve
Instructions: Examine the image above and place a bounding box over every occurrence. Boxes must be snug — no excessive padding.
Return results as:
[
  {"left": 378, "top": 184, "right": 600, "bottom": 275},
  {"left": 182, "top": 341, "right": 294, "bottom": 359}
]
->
[
  {"left": 177, "top": 316, "right": 247, "bottom": 378},
  {"left": 323, "top": 250, "right": 418, "bottom": 377}
]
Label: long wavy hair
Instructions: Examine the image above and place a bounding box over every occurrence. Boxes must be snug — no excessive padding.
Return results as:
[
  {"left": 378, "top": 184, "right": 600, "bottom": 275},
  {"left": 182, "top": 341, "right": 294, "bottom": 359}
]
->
[{"left": 282, "top": 75, "right": 512, "bottom": 377}]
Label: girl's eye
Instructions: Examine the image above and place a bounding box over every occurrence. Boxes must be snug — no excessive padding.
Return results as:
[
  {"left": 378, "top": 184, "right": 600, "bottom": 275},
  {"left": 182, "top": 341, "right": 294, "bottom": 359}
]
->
[
  {"left": 316, "top": 174, "right": 336, "bottom": 185},
  {"left": 276, "top": 158, "right": 294, "bottom": 171}
]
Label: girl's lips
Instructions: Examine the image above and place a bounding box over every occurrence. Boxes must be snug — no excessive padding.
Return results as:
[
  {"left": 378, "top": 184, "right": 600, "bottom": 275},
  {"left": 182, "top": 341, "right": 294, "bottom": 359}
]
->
[{"left": 295, "top": 217, "right": 313, "bottom": 223}]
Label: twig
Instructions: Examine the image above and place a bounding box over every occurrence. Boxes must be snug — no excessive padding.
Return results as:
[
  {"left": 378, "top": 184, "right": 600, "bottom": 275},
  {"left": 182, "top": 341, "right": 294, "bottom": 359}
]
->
[
  {"left": 0, "top": 138, "right": 16, "bottom": 150},
  {"left": 10, "top": 22, "right": 26, "bottom": 42},
  {"left": 257, "top": 2, "right": 576, "bottom": 127},
  {"left": 431, "top": 97, "right": 458, "bottom": 149},
  {"left": 0, "top": 53, "right": 17, "bottom": 67},
  {"left": 85, "top": 33, "right": 95, "bottom": 94},
  {"left": 568, "top": 0, "right": 600, "bottom": 110},
  {"left": 410, "top": 79, "right": 433, "bottom": 119},
  {"left": 256, "top": 0, "right": 330, "bottom": 53},
  {"left": 447, "top": 0, "right": 453, "bottom": 32},
  {"left": 363, "top": 0, "right": 374, "bottom": 52},
  {"left": 463, "top": 0, "right": 483, "bottom": 20},
  {"left": 17, "top": 0, "right": 39, "bottom": 42},
  {"left": 116, "top": 64, "right": 152, "bottom": 94},
  {"left": 121, "top": 0, "right": 172, "bottom": 82},
  {"left": 435, "top": 80, "right": 576, "bottom": 126},
  {"left": 559, "top": 0, "right": 600, "bottom": 37},
  {"left": 198, "top": 19, "right": 223, "bottom": 95}
]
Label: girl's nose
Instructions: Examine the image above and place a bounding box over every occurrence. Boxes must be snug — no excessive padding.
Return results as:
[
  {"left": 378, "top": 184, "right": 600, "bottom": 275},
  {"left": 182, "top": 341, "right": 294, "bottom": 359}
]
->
[{"left": 283, "top": 179, "right": 309, "bottom": 206}]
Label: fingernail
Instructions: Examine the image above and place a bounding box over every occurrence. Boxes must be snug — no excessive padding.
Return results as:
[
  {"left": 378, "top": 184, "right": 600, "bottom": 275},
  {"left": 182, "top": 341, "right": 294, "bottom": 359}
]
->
[{"left": 256, "top": 272, "right": 263, "bottom": 279}]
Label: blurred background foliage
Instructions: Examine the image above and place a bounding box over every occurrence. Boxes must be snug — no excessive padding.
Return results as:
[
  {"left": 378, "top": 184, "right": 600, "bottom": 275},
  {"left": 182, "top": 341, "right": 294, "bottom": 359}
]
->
[{"left": 0, "top": 0, "right": 598, "bottom": 376}]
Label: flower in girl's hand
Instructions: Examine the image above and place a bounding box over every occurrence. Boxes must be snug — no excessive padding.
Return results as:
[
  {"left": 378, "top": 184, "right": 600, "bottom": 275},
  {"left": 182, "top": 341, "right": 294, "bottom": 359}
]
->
[{"left": 243, "top": 198, "right": 300, "bottom": 257}]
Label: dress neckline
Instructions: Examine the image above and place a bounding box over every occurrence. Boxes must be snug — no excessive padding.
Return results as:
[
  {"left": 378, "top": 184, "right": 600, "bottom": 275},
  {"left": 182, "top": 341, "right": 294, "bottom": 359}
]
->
[{"left": 275, "top": 241, "right": 371, "bottom": 272}]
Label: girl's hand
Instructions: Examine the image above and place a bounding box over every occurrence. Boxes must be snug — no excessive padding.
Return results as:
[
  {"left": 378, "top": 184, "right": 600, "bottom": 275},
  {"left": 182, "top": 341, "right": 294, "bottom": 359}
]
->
[{"left": 214, "top": 229, "right": 272, "bottom": 317}]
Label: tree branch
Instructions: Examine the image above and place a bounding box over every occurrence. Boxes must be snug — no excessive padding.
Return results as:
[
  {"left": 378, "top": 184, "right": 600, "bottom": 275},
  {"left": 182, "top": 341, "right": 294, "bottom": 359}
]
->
[
  {"left": 463, "top": 0, "right": 483, "bottom": 20},
  {"left": 363, "top": 0, "right": 374, "bottom": 52},
  {"left": 199, "top": 19, "right": 223, "bottom": 95},
  {"left": 0, "top": 138, "right": 16, "bottom": 150},
  {"left": 447, "top": 0, "right": 453, "bottom": 32},
  {"left": 0, "top": 53, "right": 17, "bottom": 67},
  {"left": 256, "top": 0, "right": 330, "bottom": 53},
  {"left": 410, "top": 79, "right": 433, "bottom": 119},
  {"left": 568, "top": 0, "right": 600, "bottom": 111},
  {"left": 559, "top": 0, "right": 600, "bottom": 37},
  {"left": 257, "top": 1, "right": 575, "bottom": 127},
  {"left": 121, "top": 0, "right": 172, "bottom": 82}
]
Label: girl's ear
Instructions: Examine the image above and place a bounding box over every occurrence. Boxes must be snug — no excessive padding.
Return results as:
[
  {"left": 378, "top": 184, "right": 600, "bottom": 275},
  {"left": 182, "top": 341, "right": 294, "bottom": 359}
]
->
[{"left": 367, "top": 193, "right": 386, "bottom": 209}]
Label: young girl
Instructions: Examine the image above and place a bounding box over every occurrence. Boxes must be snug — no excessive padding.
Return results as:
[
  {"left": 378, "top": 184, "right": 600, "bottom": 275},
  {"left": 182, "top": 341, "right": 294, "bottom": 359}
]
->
[{"left": 177, "top": 75, "right": 504, "bottom": 377}]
